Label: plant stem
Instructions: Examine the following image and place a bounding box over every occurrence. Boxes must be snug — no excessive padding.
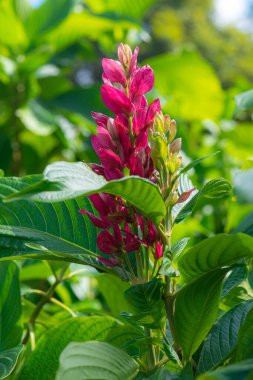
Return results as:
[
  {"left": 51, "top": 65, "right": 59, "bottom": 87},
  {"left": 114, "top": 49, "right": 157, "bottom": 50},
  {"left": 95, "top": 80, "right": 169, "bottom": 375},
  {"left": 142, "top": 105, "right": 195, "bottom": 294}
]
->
[
  {"left": 145, "top": 327, "right": 156, "bottom": 371},
  {"left": 22, "top": 265, "right": 68, "bottom": 345}
]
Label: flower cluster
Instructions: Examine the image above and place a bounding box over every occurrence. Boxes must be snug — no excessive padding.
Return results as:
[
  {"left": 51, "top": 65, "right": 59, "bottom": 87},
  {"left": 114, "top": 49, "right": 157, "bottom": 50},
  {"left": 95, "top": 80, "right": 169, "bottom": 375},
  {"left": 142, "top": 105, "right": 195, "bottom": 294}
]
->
[{"left": 81, "top": 44, "right": 171, "bottom": 271}]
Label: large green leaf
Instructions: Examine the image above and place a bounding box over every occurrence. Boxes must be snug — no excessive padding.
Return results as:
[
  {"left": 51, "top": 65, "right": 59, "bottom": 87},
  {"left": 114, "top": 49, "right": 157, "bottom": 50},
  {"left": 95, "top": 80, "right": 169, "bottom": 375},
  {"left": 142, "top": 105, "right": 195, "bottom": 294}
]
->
[
  {"left": 44, "top": 11, "right": 139, "bottom": 53},
  {"left": 178, "top": 233, "right": 253, "bottom": 282},
  {"left": 18, "top": 316, "right": 143, "bottom": 380},
  {"left": 0, "top": 2, "right": 27, "bottom": 47},
  {"left": 24, "top": 0, "right": 76, "bottom": 39},
  {"left": 0, "top": 345, "right": 23, "bottom": 380},
  {"left": 4, "top": 161, "right": 166, "bottom": 225},
  {"left": 56, "top": 341, "right": 139, "bottom": 380},
  {"left": 174, "top": 177, "right": 232, "bottom": 223},
  {"left": 0, "top": 176, "right": 102, "bottom": 268},
  {"left": 236, "top": 307, "right": 253, "bottom": 361},
  {"left": 221, "top": 263, "right": 248, "bottom": 298},
  {"left": 0, "top": 262, "right": 22, "bottom": 351},
  {"left": 125, "top": 279, "right": 165, "bottom": 328},
  {"left": 197, "top": 300, "right": 253, "bottom": 374},
  {"left": 174, "top": 269, "right": 227, "bottom": 360},
  {"left": 146, "top": 51, "right": 224, "bottom": 121},
  {"left": 196, "top": 360, "right": 253, "bottom": 380}
]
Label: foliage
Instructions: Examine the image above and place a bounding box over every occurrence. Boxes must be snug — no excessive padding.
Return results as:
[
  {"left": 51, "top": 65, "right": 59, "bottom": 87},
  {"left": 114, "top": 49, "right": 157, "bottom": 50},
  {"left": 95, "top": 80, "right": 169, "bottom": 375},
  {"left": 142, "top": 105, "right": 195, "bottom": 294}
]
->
[{"left": 0, "top": 0, "right": 253, "bottom": 379}]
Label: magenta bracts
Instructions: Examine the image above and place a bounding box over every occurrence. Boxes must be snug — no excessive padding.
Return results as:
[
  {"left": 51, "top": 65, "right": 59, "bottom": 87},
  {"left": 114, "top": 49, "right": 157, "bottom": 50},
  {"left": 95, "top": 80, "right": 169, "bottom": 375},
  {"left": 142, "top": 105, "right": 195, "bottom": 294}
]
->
[{"left": 80, "top": 44, "right": 163, "bottom": 265}]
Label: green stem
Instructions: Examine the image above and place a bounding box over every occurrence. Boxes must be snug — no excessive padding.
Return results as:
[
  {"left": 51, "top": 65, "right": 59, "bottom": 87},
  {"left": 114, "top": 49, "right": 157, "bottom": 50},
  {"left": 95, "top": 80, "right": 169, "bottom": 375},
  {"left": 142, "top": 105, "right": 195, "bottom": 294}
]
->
[{"left": 145, "top": 327, "right": 156, "bottom": 371}]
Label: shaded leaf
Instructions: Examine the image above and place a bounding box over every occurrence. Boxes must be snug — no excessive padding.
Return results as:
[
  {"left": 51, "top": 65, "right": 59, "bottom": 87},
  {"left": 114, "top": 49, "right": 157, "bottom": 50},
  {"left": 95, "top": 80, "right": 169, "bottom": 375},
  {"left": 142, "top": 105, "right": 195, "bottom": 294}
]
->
[
  {"left": 178, "top": 233, "right": 253, "bottom": 282},
  {"left": 56, "top": 341, "right": 139, "bottom": 380},
  {"left": 197, "top": 300, "right": 253, "bottom": 374},
  {"left": 196, "top": 360, "right": 253, "bottom": 380},
  {"left": 0, "top": 345, "right": 23, "bottom": 380},
  {"left": 4, "top": 161, "right": 166, "bottom": 226},
  {"left": 174, "top": 269, "right": 227, "bottom": 360},
  {"left": 19, "top": 316, "right": 143, "bottom": 380}
]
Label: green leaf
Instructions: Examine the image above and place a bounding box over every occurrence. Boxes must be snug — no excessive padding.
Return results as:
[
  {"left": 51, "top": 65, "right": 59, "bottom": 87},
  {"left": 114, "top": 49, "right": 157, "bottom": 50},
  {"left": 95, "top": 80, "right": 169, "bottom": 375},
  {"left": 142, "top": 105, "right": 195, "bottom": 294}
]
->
[
  {"left": 56, "top": 341, "right": 139, "bottom": 380},
  {"left": 196, "top": 360, "right": 253, "bottom": 380},
  {"left": 0, "top": 2, "right": 27, "bottom": 47},
  {"left": 17, "top": 101, "right": 58, "bottom": 136},
  {"left": 179, "top": 152, "right": 220, "bottom": 175},
  {"left": 221, "top": 264, "right": 248, "bottom": 298},
  {"left": 235, "top": 89, "right": 253, "bottom": 114},
  {"left": 4, "top": 161, "right": 166, "bottom": 226},
  {"left": 171, "top": 237, "right": 190, "bottom": 261},
  {"left": 197, "top": 300, "right": 253, "bottom": 374},
  {"left": 174, "top": 178, "right": 232, "bottom": 223},
  {"left": 233, "top": 169, "right": 253, "bottom": 204},
  {"left": 0, "top": 176, "right": 102, "bottom": 269},
  {"left": 0, "top": 345, "right": 23, "bottom": 380},
  {"left": 96, "top": 274, "right": 133, "bottom": 316},
  {"left": 0, "top": 262, "right": 22, "bottom": 351},
  {"left": 178, "top": 233, "right": 253, "bottom": 282},
  {"left": 174, "top": 269, "right": 227, "bottom": 360},
  {"left": 24, "top": 0, "right": 76, "bottom": 39},
  {"left": 125, "top": 279, "right": 165, "bottom": 328},
  {"left": 236, "top": 307, "right": 253, "bottom": 361},
  {"left": 44, "top": 12, "right": 139, "bottom": 53},
  {"left": 85, "top": 0, "right": 156, "bottom": 19},
  {"left": 235, "top": 211, "right": 253, "bottom": 236},
  {"left": 18, "top": 316, "right": 143, "bottom": 380},
  {"left": 146, "top": 51, "right": 224, "bottom": 121}
]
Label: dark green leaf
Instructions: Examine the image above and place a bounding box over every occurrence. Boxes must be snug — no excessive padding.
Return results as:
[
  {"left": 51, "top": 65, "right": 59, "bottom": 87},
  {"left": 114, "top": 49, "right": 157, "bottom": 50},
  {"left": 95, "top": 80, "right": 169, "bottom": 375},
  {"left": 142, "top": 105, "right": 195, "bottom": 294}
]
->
[
  {"left": 178, "top": 233, "right": 253, "bottom": 282},
  {"left": 221, "top": 264, "right": 248, "bottom": 298},
  {"left": 196, "top": 359, "right": 253, "bottom": 380},
  {"left": 4, "top": 162, "right": 166, "bottom": 225},
  {"left": 175, "top": 178, "right": 232, "bottom": 223},
  {"left": 174, "top": 269, "right": 227, "bottom": 360},
  {"left": 0, "top": 345, "right": 23, "bottom": 380},
  {"left": 197, "top": 300, "right": 253, "bottom": 374},
  {"left": 0, "top": 176, "right": 102, "bottom": 269},
  {"left": 125, "top": 279, "right": 165, "bottom": 328},
  {"left": 56, "top": 341, "right": 139, "bottom": 380},
  {"left": 0, "top": 262, "right": 22, "bottom": 351},
  {"left": 18, "top": 316, "right": 143, "bottom": 380},
  {"left": 236, "top": 307, "right": 253, "bottom": 361}
]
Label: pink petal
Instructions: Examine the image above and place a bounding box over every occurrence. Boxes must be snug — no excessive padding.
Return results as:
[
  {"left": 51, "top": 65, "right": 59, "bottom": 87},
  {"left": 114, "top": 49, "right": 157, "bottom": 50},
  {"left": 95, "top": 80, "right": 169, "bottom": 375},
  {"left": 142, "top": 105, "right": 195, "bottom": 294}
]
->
[
  {"left": 89, "top": 194, "right": 110, "bottom": 216},
  {"left": 102, "top": 58, "right": 127, "bottom": 86},
  {"left": 146, "top": 99, "right": 161, "bottom": 127},
  {"left": 155, "top": 242, "right": 163, "bottom": 259},
  {"left": 129, "top": 47, "right": 139, "bottom": 75},
  {"left": 97, "top": 230, "right": 118, "bottom": 254},
  {"left": 99, "top": 148, "right": 123, "bottom": 170},
  {"left": 130, "top": 65, "right": 154, "bottom": 101},
  {"left": 80, "top": 210, "right": 110, "bottom": 228},
  {"left": 101, "top": 84, "right": 132, "bottom": 115},
  {"left": 91, "top": 112, "right": 109, "bottom": 127}
]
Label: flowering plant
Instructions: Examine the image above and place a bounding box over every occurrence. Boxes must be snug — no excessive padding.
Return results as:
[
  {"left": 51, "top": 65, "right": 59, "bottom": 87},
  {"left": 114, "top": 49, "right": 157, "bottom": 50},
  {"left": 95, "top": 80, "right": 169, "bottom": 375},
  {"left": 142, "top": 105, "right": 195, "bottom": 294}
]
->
[{"left": 1, "top": 44, "right": 253, "bottom": 380}]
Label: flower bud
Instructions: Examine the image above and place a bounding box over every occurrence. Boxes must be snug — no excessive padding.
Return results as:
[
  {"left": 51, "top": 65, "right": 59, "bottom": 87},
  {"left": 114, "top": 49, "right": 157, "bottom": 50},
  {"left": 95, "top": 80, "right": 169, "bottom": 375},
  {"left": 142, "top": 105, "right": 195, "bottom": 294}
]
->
[
  {"left": 170, "top": 138, "right": 182, "bottom": 154},
  {"left": 118, "top": 43, "right": 132, "bottom": 67}
]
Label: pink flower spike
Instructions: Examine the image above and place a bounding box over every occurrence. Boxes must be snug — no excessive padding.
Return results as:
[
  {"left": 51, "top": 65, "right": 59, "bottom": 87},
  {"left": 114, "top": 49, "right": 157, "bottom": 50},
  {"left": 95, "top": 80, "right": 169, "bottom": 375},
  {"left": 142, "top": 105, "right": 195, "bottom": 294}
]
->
[
  {"left": 146, "top": 99, "right": 161, "bottom": 127},
  {"left": 130, "top": 65, "right": 154, "bottom": 101},
  {"left": 102, "top": 58, "right": 127, "bottom": 86},
  {"left": 101, "top": 85, "right": 132, "bottom": 115}
]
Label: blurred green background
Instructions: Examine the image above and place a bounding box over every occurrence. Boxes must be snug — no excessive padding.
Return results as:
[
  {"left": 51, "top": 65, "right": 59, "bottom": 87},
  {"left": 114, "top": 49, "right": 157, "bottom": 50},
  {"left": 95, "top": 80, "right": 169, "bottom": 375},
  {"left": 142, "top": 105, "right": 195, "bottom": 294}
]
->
[{"left": 1, "top": 0, "right": 253, "bottom": 238}]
